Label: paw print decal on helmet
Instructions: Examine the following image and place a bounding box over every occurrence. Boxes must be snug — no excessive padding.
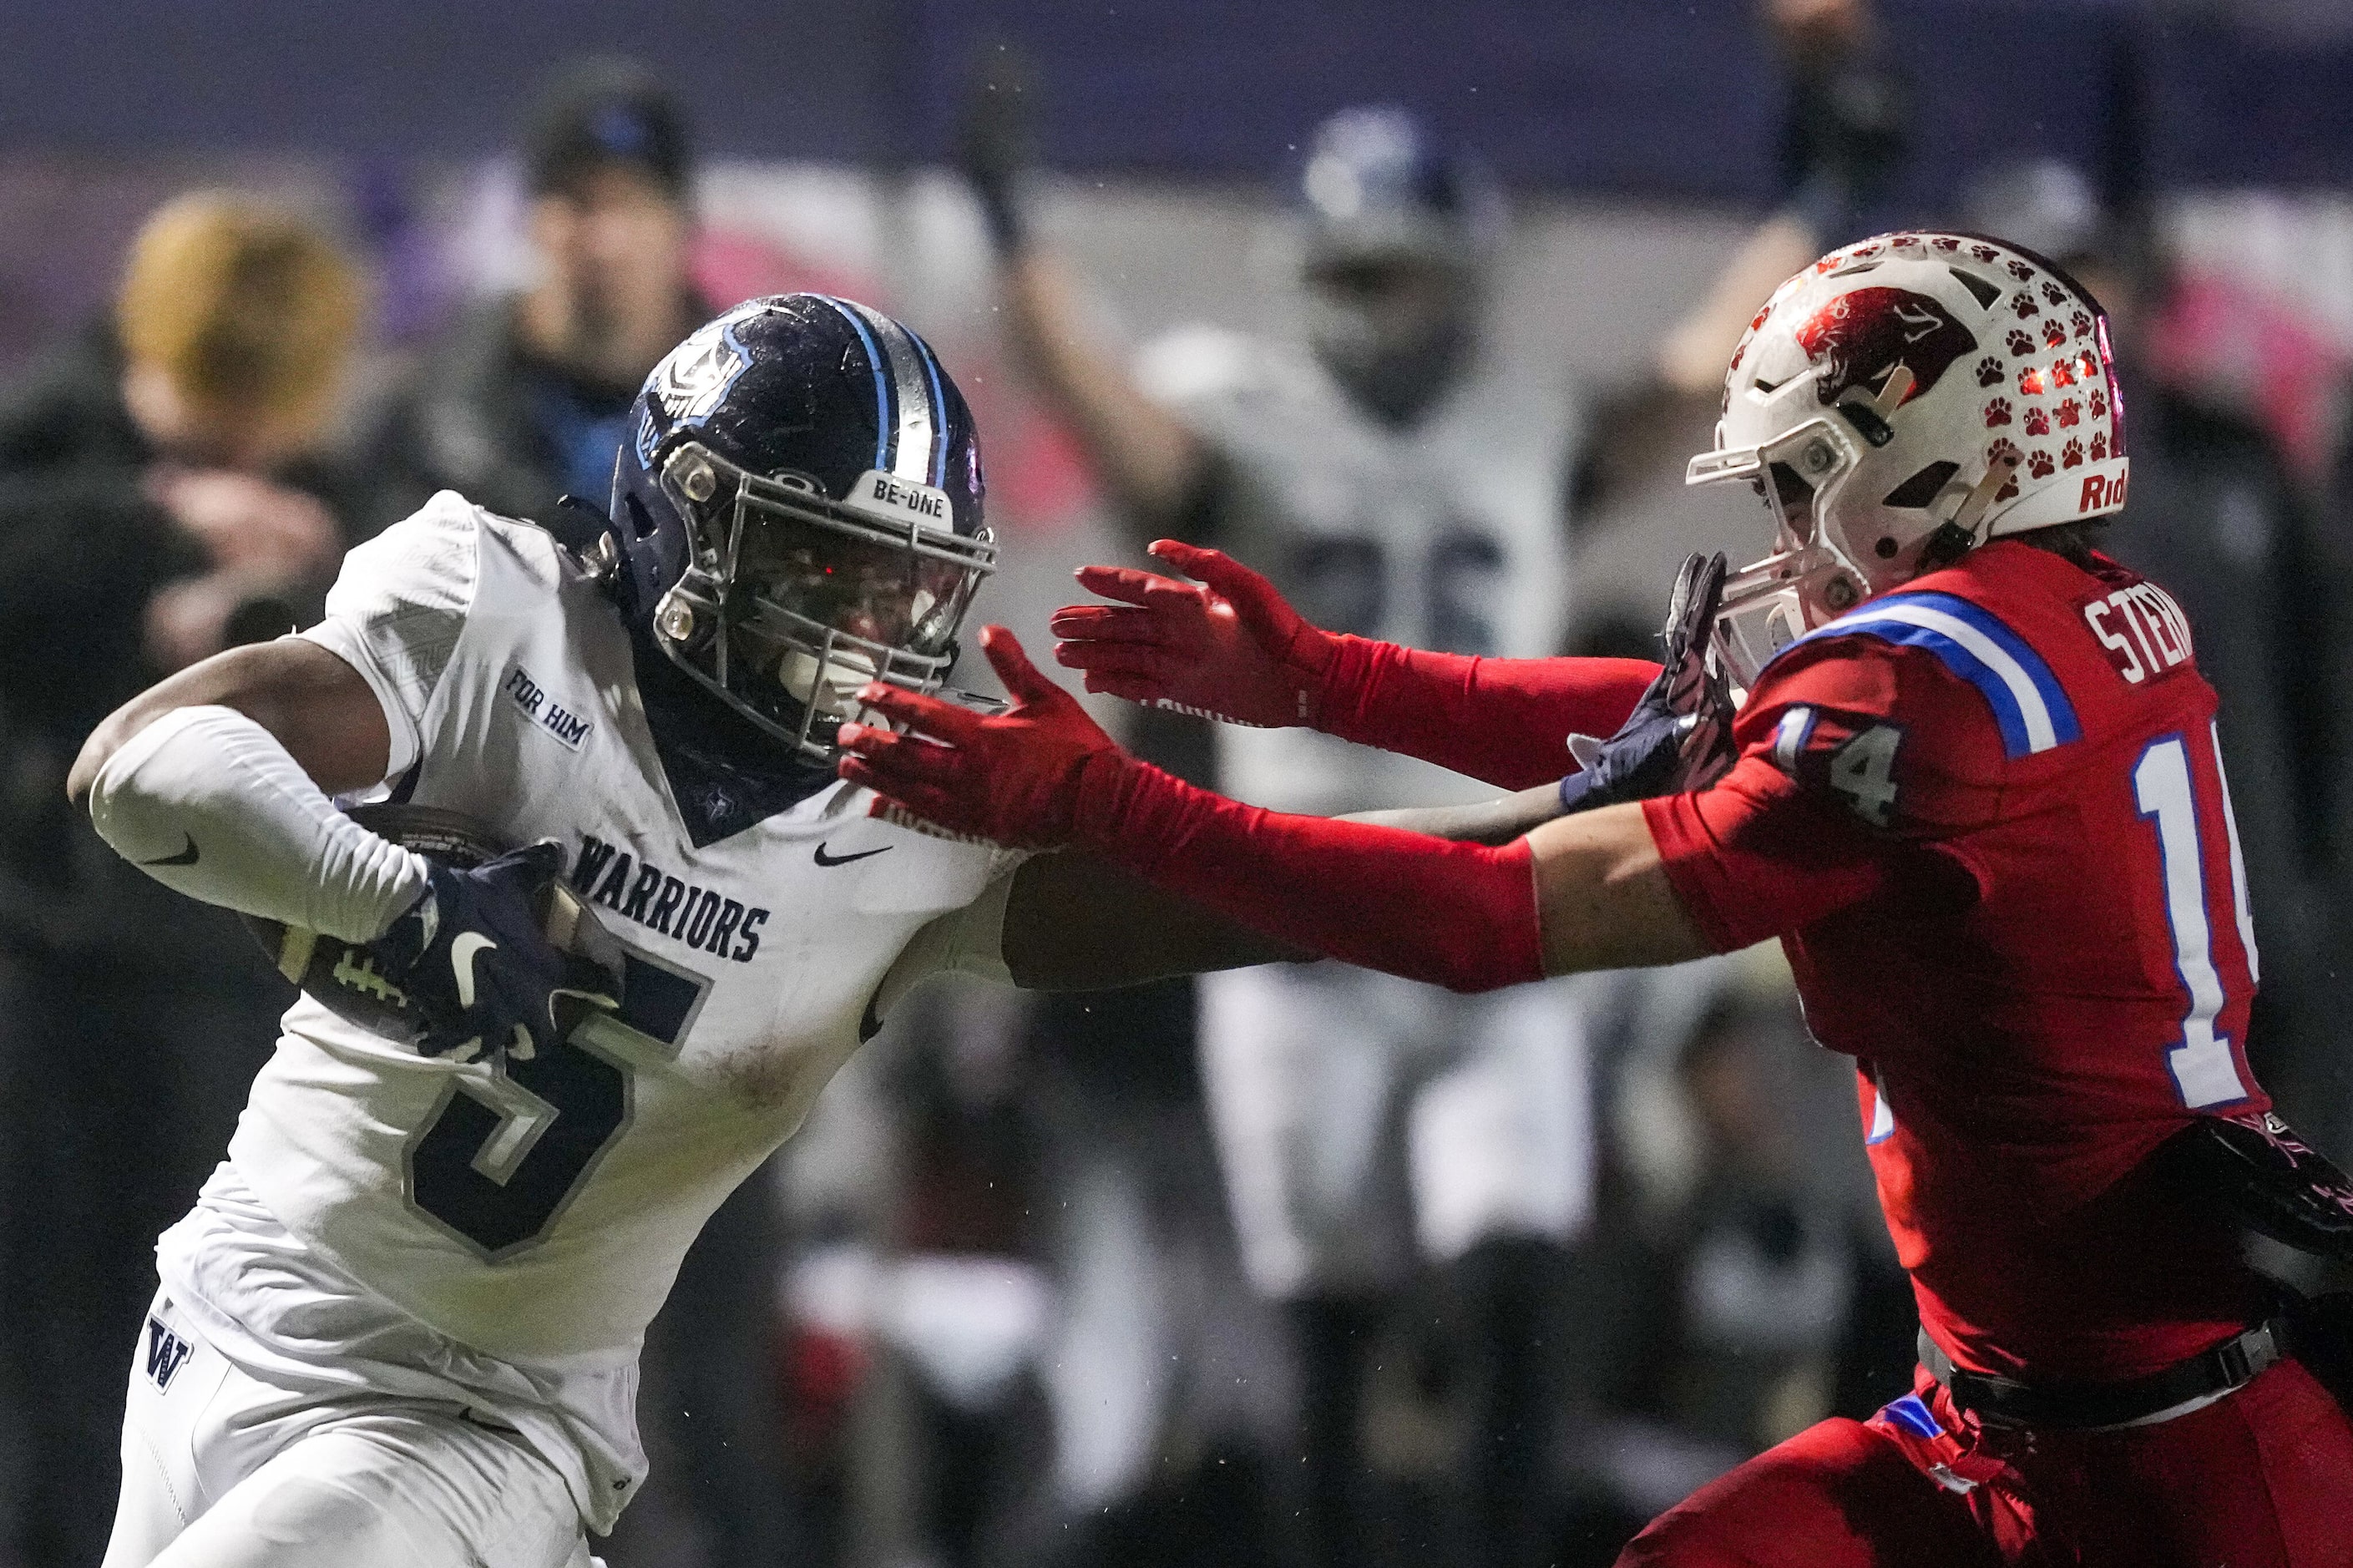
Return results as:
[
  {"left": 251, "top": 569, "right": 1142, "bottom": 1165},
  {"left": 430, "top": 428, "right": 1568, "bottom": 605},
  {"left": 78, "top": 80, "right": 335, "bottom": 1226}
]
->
[
  {"left": 2062, "top": 438, "right": 2086, "bottom": 468},
  {"left": 2027, "top": 449, "right": 2056, "bottom": 479},
  {"left": 1983, "top": 397, "right": 2013, "bottom": 427},
  {"left": 1989, "top": 438, "right": 2024, "bottom": 501},
  {"left": 2006, "top": 329, "right": 2037, "bottom": 357},
  {"left": 2025, "top": 407, "right": 2052, "bottom": 437},
  {"left": 2057, "top": 398, "right": 2082, "bottom": 429}
]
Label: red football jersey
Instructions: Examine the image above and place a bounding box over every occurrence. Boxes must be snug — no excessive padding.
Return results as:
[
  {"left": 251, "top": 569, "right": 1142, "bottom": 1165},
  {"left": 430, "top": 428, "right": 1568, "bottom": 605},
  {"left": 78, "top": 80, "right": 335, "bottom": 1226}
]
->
[{"left": 1644, "top": 539, "right": 2268, "bottom": 1383}]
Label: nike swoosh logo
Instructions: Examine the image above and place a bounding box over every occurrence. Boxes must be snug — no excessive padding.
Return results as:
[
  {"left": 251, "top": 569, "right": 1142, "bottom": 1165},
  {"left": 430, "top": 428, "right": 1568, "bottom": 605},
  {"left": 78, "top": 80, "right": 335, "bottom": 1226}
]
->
[
  {"left": 450, "top": 932, "right": 498, "bottom": 1009},
  {"left": 814, "top": 843, "right": 892, "bottom": 868},
  {"left": 141, "top": 836, "right": 200, "bottom": 867}
]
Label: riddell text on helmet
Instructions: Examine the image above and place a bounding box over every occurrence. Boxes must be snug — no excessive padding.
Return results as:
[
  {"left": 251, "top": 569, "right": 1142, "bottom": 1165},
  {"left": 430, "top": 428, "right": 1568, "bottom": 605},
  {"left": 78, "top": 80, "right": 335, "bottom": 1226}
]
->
[{"left": 2079, "top": 471, "right": 2128, "bottom": 513}]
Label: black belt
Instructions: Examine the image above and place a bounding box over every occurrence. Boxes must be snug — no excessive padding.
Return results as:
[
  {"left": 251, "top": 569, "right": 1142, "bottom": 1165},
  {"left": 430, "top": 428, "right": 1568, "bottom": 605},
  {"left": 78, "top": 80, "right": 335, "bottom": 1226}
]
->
[{"left": 1918, "top": 1318, "right": 2290, "bottom": 1430}]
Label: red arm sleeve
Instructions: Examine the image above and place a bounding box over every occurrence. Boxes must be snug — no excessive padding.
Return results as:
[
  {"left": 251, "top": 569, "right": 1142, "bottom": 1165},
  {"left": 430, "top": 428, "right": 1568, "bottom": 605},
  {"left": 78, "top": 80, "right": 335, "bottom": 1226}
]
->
[
  {"left": 1074, "top": 756, "right": 1546, "bottom": 994},
  {"left": 1316, "top": 638, "right": 1659, "bottom": 790}
]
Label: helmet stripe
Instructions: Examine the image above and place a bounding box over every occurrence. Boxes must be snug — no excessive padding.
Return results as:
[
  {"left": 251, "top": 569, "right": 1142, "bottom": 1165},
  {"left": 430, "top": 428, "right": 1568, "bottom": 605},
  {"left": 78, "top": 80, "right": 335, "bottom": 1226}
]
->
[
  {"left": 814, "top": 296, "right": 893, "bottom": 471},
  {"left": 911, "top": 330, "right": 951, "bottom": 488},
  {"left": 840, "top": 299, "right": 938, "bottom": 486}
]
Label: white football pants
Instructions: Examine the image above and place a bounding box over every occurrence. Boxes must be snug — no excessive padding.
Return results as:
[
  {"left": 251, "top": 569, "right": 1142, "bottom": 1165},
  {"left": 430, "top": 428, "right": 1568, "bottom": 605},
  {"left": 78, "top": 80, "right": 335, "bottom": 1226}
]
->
[
  {"left": 1200, "top": 963, "right": 1596, "bottom": 1300},
  {"left": 104, "top": 1292, "right": 594, "bottom": 1568}
]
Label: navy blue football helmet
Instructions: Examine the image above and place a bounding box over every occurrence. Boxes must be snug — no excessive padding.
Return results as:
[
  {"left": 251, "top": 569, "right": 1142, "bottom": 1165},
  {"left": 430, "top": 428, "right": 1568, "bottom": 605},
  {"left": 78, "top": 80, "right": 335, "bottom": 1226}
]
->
[
  {"left": 607, "top": 294, "right": 994, "bottom": 762},
  {"left": 1294, "top": 106, "right": 1502, "bottom": 268}
]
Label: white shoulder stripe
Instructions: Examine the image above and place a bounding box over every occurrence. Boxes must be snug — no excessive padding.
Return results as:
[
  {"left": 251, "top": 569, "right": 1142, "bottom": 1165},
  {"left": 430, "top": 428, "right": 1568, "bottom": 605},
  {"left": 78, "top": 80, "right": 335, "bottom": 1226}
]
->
[
  {"left": 1770, "top": 706, "right": 1815, "bottom": 774},
  {"left": 1839, "top": 601, "right": 2060, "bottom": 753}
]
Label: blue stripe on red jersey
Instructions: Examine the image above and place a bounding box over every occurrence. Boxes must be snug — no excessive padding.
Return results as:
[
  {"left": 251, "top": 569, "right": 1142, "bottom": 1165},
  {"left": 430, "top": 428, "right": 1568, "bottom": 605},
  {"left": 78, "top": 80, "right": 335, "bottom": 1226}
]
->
[
  {"left": 1774, "top": 590, "right": 2081, "bottom": 759},
  {"left": 1879, "top": 1393, "right": 1943, "bottom": 1440}
]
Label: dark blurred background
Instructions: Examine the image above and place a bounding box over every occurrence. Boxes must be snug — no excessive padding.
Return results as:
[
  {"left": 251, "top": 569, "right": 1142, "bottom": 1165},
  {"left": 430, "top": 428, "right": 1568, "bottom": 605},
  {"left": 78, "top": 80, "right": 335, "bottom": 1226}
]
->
[{"left": 1, "top": 3, "right": 2349, "bottom": 1566}]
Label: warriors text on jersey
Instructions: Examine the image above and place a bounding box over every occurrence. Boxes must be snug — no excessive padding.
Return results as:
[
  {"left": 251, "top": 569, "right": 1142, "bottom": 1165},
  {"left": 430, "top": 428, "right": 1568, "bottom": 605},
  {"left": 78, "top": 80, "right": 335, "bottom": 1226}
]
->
[
  {"left": 1643, "top": 539, "right": 2266, "bottom": 1383},
  {"left": 155, "top": 493, "right": 1020, "bottom": 1530}
]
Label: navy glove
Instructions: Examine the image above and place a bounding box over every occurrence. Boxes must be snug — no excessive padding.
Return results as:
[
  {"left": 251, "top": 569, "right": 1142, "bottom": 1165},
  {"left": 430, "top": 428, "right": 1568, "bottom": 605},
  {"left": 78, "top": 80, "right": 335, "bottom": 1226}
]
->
[
  {"left": 957, "top": 46, "right": 1038, "bottom": 257},
  {"left": 1557, "top": 552, "right": 1738, "bottom": 816},
  {"left": 367, "top": 841, "right": 617, "bottom": 1064}
]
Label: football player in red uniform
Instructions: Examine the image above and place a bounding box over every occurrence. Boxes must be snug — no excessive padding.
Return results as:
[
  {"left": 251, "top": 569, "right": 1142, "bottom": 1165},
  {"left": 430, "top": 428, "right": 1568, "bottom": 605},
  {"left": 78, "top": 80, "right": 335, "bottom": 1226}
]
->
[{"left": 836, "top": 232, "right": 2353, "bottom": 1565}]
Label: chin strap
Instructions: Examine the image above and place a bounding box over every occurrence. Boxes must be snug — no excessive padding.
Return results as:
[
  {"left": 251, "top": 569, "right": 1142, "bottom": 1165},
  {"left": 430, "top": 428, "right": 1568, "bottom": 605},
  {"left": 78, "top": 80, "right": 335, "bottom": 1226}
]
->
[
  {"left": 1834, "top": 364, "right": 1915, "bottom": 448},
  {"left": 1946, "top": 446, "right": 2027, "bottom": 544}
]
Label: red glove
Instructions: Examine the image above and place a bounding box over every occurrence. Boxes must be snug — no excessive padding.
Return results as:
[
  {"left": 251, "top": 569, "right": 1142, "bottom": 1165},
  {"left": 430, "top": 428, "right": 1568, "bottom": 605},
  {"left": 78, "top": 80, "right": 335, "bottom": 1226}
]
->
[
  {"left": 836, "top": 625, "right": 1122, "bottom": 849},
  {"left": 836, "top": 625, "right": 1546, "bottom": 993},
  {"left": 1050, "top": 539, "right": 1660, "bottom": 791},
  {"left": 1048, "top": 539, "right": 1336, "bottom": 728}
]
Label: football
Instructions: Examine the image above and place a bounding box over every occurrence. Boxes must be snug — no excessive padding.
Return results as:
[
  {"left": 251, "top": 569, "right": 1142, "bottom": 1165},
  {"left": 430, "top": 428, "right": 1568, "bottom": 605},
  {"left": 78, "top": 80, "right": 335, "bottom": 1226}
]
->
[{"left": 240, "top": 804, "right": 624, "bottom": 1044}]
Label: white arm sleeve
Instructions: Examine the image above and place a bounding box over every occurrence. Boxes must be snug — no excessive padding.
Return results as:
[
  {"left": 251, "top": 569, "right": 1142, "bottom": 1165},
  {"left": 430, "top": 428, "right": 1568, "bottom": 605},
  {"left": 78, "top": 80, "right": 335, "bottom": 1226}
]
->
[
  {"left": 296, "top": 491, "right": 481, "bottom": 784},
  {"left": 865, "top": 864, "right": 1022, "bottom": 1026},
  {"left": 88, "top": 705, "right": 429, "bottom": 943}
]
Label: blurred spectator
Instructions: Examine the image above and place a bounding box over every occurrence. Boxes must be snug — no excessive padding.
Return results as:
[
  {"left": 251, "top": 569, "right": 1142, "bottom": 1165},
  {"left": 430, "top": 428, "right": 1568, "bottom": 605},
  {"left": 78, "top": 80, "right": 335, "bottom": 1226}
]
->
[
  {"left": 1768, "top": 0, "right": 1908, "bottom": 245},
  {"left": 1533, "top": 958, "right": 1906, "bottom": 1566},
  {"left": 1577, "top": 0, "right": 1916, "bottom": 545},
  {"left": 361, "top": 58, "right": 706, "bottom": 539},
  {"left": 965, "top": 94, "right": 1596, "bottom": 1568},
  {"left": 364, "top": 60, "right": 795, "bottom": 1568},
  {"left": 0, "top": 191, "right": 357, "bottom": 1567},
  {"left": 1966, "top": 161, "right": 2338, "bottom": 1152}
]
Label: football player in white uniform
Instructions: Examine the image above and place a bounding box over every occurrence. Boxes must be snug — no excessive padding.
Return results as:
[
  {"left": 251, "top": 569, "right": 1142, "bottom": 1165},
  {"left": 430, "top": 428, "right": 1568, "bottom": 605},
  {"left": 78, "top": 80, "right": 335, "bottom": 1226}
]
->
[
  {"left": 68, "top": 293, "right": 1469, "bottom": 1568},
  {"left": 967, "top": 104, "right": 1591, "bottom": 1564}
]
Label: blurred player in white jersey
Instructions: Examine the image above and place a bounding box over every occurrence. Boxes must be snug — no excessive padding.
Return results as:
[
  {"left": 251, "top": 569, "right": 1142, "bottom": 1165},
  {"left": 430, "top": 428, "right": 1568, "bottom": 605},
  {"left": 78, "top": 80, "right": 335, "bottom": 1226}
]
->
[
  {"left": 964, "top": 101, "right": 1591, "bottom": 1567},
  {"left": 67, "top": 294, "right": 1431, "bottom": 1568}
]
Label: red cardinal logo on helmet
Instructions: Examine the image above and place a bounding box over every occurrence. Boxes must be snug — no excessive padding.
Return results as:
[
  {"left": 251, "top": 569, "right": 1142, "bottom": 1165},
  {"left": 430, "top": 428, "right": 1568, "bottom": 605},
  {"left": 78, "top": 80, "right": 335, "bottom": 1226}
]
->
[{"left": 1794, "top": 287, "right": 1980, "bottom": 410}]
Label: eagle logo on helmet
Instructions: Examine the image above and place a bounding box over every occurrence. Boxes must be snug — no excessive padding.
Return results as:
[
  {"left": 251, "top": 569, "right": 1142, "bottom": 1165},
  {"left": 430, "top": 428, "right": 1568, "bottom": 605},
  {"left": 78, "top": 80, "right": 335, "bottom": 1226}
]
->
[
  {"left": 652, "top": 310, "right": 764, "bottom": 426},
  {"left": 1794, "top": 287, "right": 1979, "bottom": 412}
]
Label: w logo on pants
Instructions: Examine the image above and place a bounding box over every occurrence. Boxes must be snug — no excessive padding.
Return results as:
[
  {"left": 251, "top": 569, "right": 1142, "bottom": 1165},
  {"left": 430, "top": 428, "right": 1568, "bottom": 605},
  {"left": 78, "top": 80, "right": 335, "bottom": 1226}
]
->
[{"left": 144, "top": 1317, "right": 192, "bottom": 1393}]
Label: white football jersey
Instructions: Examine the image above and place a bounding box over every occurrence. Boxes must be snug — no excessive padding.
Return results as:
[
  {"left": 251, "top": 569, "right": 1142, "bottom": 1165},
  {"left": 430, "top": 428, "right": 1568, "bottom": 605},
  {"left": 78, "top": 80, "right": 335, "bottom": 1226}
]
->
[
  {"left": 156, "top": 492, "right": 1019, "bottom": 1530},
  {"left": 1137, "top": 326, "right": 1580, "bottom": 815}
]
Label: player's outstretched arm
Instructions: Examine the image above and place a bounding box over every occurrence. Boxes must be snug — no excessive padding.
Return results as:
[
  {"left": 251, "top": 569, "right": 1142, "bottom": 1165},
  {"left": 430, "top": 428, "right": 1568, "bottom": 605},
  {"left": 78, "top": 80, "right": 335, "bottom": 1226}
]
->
[
  {"left": 839, "top": 626, "right": 1713, "bottom": 991},
  {"left": 994, "top": 781, "right": 1570, "bottom": 991},
  {"left": 1050, "top": 539, "right": 1663, "bottom": 790}
]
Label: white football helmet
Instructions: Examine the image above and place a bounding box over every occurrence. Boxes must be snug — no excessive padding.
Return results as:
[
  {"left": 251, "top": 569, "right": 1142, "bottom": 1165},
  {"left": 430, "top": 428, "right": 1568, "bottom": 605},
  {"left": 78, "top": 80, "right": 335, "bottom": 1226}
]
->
[{"left": 1687, "top": 231, "right": 2130, "bottom": 685}]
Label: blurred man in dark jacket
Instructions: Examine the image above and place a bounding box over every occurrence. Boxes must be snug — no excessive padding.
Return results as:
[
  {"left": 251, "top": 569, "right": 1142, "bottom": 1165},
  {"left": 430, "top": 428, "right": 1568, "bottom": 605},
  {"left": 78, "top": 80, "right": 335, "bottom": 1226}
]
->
[
  {"left": 362, "top": 59, "right": 708, "bottom": 539},
  {"left": 0, "top": 192, "right": 357, "bottom": 1567}
]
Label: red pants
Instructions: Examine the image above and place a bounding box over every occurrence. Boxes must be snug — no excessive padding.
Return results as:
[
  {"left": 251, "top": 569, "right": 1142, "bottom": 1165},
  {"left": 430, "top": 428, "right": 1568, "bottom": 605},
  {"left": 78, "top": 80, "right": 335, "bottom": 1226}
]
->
[{"left": 1618, "top": 1358, "right": 2353, "bottom": 1567}]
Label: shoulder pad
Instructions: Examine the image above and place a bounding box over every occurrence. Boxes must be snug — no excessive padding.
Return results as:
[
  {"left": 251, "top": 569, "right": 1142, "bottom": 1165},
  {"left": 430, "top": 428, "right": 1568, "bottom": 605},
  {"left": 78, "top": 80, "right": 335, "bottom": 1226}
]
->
[{"left": 1769, "top": 590, "right": 2082, "bottom": 761}]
